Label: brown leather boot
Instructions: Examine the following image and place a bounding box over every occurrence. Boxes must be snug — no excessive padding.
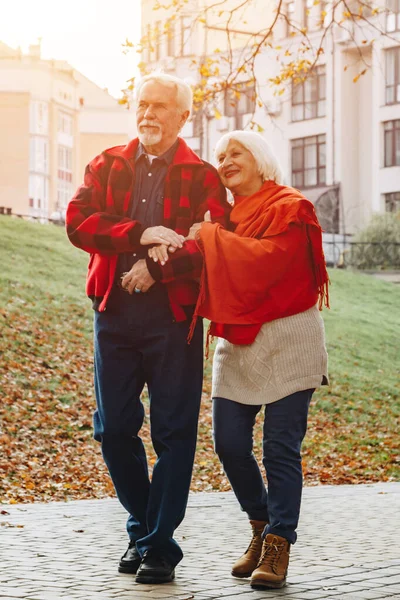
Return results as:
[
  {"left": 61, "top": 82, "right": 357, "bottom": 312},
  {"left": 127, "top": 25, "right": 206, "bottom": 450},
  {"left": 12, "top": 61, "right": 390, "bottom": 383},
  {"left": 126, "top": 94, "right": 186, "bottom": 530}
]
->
[
  {"left": 250, "top": 533, "right": 290, "bottom": 589},
  {"left": 231, "top": 520, "right": 268, "bottom": 578}
]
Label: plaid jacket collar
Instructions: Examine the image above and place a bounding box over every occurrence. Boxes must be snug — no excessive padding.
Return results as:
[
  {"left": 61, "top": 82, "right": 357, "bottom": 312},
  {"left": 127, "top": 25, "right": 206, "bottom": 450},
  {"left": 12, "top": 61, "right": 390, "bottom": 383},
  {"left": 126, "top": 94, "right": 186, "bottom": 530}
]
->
[
  {"left": 104, "top": 137, "right": 204, "bottom": 168},
  {"left": 135, "top": 139, "right": 179, "bottom": 166}
]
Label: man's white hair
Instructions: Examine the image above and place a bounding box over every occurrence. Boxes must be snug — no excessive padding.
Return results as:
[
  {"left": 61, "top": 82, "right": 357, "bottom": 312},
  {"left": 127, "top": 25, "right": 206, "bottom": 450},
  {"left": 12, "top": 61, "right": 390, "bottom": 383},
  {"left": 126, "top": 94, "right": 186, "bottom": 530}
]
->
[
  {"left": 135, "top": 73, "right": 193, "bottom": 115},
  {"left": 215, "top": 130, "right": 284, "bottom": 185}
]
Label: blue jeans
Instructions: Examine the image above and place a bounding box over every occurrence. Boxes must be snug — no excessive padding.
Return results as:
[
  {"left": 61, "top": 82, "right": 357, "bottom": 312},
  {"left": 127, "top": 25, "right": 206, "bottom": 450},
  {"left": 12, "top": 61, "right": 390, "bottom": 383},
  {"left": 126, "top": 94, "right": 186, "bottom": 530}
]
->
[
  {"left": 213, "top": 389, "right": 313, "bottom": 544},
  {"left": 93, "top": 286, "right": 203, "bottom": 566}
]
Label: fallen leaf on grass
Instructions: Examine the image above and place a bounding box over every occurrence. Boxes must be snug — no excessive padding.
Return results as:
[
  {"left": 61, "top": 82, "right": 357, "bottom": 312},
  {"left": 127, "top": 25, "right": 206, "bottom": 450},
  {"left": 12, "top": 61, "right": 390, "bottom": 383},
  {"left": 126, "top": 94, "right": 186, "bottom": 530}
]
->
[{"left": 1, "top": 267, "right": 399, "bottom": 503}]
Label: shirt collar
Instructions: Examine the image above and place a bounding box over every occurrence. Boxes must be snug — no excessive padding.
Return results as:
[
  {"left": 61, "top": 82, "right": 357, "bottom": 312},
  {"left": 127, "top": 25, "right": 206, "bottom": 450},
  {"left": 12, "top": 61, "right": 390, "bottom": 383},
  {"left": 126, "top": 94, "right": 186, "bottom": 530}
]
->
[{"left": 135, "top": 139, "right": 179, "bottom": 166}]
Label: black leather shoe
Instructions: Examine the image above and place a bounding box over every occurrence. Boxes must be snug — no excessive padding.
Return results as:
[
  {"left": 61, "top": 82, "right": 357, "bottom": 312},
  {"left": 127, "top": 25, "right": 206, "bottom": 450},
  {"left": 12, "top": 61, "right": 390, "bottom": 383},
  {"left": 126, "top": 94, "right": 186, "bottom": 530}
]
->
[
  {"left": 118, "top": 541, "right": 142, "bottom": 574},
  {"left": 135, "top": 551, "right": 175, "bottom": 584}
]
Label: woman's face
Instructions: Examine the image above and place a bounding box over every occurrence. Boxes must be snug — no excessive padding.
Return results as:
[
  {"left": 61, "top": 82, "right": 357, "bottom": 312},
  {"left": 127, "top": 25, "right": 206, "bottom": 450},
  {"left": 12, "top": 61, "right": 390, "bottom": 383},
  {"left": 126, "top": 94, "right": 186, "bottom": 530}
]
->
[{"left": 217, "top": 140, "right": 263, "bottom": 196}]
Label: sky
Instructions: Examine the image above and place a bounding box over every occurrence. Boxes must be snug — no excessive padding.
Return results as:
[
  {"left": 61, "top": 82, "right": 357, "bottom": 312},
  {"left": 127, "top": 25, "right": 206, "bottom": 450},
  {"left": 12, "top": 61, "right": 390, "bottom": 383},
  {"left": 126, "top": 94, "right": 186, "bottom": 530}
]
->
[{"left": 0, "top": 0, "right": 142, "bottom": 98}]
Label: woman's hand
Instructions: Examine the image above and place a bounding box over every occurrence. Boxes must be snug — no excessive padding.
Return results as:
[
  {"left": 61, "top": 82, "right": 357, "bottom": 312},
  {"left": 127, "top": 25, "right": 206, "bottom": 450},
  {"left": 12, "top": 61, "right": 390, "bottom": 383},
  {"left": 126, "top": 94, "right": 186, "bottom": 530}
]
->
[
  {"left": 186, "top": 223, "right": 202, "bottom": 241},
  {"left": 140, "top": 226, "right": 185, "bottom": 248},
  {"left": 186, "top": 210, "right": 211, "bottom": 241},
  {"left": 148, "top": 244, "right": 177, "bottom": 266}
]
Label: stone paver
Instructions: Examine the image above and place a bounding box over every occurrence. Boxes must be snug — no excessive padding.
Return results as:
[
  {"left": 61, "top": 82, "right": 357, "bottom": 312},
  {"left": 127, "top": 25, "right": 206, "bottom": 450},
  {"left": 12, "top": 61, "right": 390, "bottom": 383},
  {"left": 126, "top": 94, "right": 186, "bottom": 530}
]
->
[{"left": 0, "top": 483, "right": 399, "bottom": 600}]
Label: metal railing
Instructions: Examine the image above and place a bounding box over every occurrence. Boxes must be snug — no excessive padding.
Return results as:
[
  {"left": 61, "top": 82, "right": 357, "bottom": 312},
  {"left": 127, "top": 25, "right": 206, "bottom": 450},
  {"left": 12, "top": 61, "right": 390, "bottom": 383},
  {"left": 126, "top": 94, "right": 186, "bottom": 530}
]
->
[
  {"left": 346, "top": 242, "right": 400, "bottom": 270},
  {"left": 2, "top": 209, "right": 400, "bottom": 269},
  {"left": 0, "top": 209, "right": 65, "bottom": 225},
  {"left": 323, "top": 240, "right": 400, "bottom": 269}
]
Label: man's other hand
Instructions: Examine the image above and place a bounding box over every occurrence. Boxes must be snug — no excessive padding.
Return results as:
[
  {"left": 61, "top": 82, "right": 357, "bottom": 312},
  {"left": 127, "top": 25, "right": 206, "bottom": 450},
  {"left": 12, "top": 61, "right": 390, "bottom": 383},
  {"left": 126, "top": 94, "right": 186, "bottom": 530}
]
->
[{"left": 121, "top": 260, "right": 156, "bottom": 294}]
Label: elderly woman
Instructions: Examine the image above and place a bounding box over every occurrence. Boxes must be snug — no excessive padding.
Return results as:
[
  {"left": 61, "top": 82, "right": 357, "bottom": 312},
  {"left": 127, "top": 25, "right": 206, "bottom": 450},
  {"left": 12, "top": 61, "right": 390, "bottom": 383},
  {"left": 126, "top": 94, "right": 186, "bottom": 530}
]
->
[{"left": 149, "top": 130, "right": 329, "bottom": 590}]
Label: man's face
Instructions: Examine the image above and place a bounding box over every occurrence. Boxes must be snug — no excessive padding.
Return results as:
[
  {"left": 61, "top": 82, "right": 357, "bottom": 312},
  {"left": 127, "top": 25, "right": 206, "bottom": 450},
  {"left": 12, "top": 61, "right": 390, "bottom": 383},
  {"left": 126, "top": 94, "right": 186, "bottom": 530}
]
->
[{"left": 136, "top": 81, "right": 189, "bottom": 154}]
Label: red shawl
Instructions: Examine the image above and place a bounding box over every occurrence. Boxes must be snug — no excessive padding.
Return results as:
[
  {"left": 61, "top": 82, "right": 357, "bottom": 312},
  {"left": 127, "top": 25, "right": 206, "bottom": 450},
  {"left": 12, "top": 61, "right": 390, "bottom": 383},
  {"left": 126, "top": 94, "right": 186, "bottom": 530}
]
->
[{"left": 190, "top": 180, "right": 329, "bottom": 347}]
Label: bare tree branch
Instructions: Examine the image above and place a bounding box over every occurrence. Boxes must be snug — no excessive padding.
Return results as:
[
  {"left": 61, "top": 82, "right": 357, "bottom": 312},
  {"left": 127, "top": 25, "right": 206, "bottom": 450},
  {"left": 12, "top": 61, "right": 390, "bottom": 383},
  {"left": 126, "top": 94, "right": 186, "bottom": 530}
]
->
[{"left": 120, "top": 0, "right": 400, "bottom": 116}]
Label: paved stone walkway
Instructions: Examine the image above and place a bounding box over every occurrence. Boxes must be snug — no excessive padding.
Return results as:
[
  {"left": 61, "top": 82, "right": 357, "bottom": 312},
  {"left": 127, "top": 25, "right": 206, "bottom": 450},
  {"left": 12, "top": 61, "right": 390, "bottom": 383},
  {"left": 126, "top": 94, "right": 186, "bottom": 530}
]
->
[
  {"left": 1, "top": 483, "right": 399, "bottom": 600},
  {"left": 370, "top": 271, "right": 400, "bottom": 284}
]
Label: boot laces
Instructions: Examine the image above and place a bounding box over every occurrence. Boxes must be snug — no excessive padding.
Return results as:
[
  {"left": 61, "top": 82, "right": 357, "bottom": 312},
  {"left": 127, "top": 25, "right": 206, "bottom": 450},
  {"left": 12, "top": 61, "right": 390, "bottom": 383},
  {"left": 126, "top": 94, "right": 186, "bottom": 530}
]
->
[{"left": 258, "top": 537, "right": 284, "bottom": 570}]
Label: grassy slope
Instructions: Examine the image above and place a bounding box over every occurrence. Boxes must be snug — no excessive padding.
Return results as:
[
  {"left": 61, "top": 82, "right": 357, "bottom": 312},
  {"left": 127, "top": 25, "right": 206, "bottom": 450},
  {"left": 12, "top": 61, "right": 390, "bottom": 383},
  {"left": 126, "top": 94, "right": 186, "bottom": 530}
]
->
[
  {"left": 0, "top": 216, "right": 399, "bottom": 503},
  {"left": 301, "top": 269, "right": 400, "bottom": 482}
]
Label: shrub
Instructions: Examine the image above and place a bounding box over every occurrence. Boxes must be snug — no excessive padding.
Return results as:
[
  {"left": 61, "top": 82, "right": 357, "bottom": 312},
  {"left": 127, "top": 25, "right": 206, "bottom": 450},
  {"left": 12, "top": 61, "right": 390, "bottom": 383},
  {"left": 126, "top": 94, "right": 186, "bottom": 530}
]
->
[{"left": 348, "top": 211, "right": 400, "bottom": 270}]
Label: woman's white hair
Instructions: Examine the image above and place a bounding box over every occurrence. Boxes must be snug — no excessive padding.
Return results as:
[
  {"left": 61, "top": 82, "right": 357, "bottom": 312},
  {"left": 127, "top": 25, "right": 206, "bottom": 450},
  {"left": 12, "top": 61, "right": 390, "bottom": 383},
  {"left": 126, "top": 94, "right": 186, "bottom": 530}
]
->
[
  {"left": 215, "top": 130, "right": 284, "bottom": 185},
  {"left": 135, "top": 73, "right": 193, "bottom": 115}
]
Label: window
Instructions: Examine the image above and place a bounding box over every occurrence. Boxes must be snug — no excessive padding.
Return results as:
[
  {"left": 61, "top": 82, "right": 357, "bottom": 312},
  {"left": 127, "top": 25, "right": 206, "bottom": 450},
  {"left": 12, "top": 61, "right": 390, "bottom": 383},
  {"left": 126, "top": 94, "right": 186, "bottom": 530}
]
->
[
  {"left": 286, "top": 0, "right": 295, "bottom": 36},
  {"left": 155, "top": 21, "right": 162, "bottom": 61},
  {"left": 57, "top": 179, "right": 74, "bottom": 210},
  {"left": 30, "top": 101, "right": 49, "bottom": 135},
  {"left": 146, "top": 24, "right": 152, "bottom": 62},
  {"left": 192, "top": 110, "right": 202, "bottom": 137},
  {"left": 57, "top": 146, "right": 74, "bottom": 210},
  {"left": 29, "top": 174, "right": 48, "bottom": 213},
  {"left": 303, "top": 0, "right": 313, "bottom": 29},
  {"left": 29, "top": 137, "right": 49, "bottom": 174},
  {"left": 386, "top": 0, "right": 400, "bottom": 32},
  {"left": 180, "top": 16, "right": 192, "bottom": 56},
  {"left": 292, "top": 65, "right": 326, "bottom": 121},
  {"left": 303, "top": 0, "right": 326, "bottom": 30},
  {"left": 58, "top": 111, "right": 73, "bottom": 135},
  {"left": 386, "top": 47, "right": 400, "bottom": 105},
  {"left": 167, "top": 20, "right": 175, "bottom": 56},
  {"left": 58, "top": 146, "right": 72, "bottom": 180},
  {"left": 384, "top": 120, "right": 400, "bottom": 167},
  {"left": 291, "top": 134, "right": 326, "bottom": 188},
  {"left": 319, "top": 0, "right": 328, "bottom": 27},
  {"left": 224, "top": 82, "right": 256, "bottom": 129},
  {"left": 385, "top": 191, "right": 400, "bottom": 211}
]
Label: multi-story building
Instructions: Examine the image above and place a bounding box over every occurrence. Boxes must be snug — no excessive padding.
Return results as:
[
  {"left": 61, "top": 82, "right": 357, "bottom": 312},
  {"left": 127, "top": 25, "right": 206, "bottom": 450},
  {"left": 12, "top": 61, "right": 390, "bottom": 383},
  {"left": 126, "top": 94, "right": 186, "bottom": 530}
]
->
[
  {"left": 140, "top": 0, "right": 400, "bottom": 235},
  {"left": 0, "top": 41, "right": 134, "bottom": 221}
]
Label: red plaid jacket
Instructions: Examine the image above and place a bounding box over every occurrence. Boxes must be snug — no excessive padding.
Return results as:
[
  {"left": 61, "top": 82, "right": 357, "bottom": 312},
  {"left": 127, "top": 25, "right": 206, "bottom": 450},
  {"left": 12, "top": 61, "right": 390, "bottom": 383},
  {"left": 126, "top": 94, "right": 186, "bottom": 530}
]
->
[{"left": 66, "top": 137, "right": 230, "bottom": 320}]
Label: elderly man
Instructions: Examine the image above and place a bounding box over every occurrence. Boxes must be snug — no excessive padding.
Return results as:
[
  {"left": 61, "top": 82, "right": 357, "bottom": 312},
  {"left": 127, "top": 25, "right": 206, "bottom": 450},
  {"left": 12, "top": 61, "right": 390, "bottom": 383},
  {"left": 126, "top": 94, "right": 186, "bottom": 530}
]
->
[{"left": 66, "top": 73, "right": 230, "bottom": 584}]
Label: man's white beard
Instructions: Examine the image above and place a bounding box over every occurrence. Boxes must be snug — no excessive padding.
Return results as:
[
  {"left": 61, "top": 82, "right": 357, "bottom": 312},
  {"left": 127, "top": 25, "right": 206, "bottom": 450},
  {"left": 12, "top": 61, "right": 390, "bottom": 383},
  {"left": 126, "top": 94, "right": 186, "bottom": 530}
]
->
[{"left": 138, "top": 127, "right": 162, "bottom": 147}]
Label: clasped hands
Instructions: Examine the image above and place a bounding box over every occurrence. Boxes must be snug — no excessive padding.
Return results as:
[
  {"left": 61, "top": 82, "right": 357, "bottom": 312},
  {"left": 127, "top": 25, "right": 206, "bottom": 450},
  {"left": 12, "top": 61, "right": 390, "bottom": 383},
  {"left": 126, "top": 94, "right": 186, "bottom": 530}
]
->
[
  {"left": 148, "top": 210, "right": 211, "bottom": 265},
  {"left": 120, "top": 225, "right": 184, "bottom": 294},
  {"left": 120, "top": 214, "right": 210, "bottom": 294}
]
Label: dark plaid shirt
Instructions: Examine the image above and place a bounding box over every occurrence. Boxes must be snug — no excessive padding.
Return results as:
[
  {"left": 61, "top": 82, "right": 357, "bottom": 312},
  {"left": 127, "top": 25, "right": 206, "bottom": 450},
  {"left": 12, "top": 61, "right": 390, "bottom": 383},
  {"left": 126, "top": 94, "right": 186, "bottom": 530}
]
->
[{"left": 117, "top": 140, "right": 179, "bottom": 278}]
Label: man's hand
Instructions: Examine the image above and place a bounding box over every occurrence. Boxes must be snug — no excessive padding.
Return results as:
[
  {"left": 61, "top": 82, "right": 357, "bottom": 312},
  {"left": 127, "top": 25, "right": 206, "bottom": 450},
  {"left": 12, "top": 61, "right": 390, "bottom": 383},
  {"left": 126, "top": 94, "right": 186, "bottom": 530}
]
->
[
  {"left": 140, "top": 226, "right": 185, "bottom": 248},
  {"left": 121, "top": 260, "right": 155, "bottom": 294}
]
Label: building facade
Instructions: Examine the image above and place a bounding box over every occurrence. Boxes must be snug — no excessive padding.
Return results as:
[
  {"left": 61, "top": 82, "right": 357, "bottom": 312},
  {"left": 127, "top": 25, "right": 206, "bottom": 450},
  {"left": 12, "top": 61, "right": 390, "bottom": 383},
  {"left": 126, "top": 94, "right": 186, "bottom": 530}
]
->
[
  {"left": 140, "top": 0, "right": 400, "bottom": 235},
  {"left": 0, "top": 41, "right": 133, "bottom": 221}
]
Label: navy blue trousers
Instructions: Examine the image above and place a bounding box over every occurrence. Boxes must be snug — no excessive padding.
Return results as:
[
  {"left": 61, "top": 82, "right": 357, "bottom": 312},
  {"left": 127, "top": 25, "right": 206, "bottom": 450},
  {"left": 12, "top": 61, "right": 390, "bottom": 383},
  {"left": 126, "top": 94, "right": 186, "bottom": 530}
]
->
[
  {"left": 213, "top": 389, "right": 313, "bottom": 544},
  {"left": 93, "top": 286, "right": 203, "bottom": 566}
]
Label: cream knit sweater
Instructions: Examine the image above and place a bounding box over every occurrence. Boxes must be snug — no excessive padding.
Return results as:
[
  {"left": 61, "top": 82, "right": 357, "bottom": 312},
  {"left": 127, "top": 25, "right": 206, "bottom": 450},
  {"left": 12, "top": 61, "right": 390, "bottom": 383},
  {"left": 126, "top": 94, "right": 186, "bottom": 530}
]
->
[{"left": 212, "top": 305, "right": 328, "bottom": 405}]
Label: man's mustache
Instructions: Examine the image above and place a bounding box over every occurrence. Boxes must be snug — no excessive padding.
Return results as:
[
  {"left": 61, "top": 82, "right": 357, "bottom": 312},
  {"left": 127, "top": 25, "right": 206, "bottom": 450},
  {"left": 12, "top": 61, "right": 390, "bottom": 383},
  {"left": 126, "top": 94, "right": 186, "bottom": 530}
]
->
[{"left": 139, "top": 120, "right": 161, "bottom": 130}]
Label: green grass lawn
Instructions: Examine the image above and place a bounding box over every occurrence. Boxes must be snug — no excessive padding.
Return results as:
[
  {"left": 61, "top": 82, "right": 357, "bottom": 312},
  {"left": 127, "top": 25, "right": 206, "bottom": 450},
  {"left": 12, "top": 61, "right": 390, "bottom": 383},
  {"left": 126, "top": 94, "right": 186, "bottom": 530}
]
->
[{"left": 0, "top": 215, "right": 399, "bottom": 503}]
